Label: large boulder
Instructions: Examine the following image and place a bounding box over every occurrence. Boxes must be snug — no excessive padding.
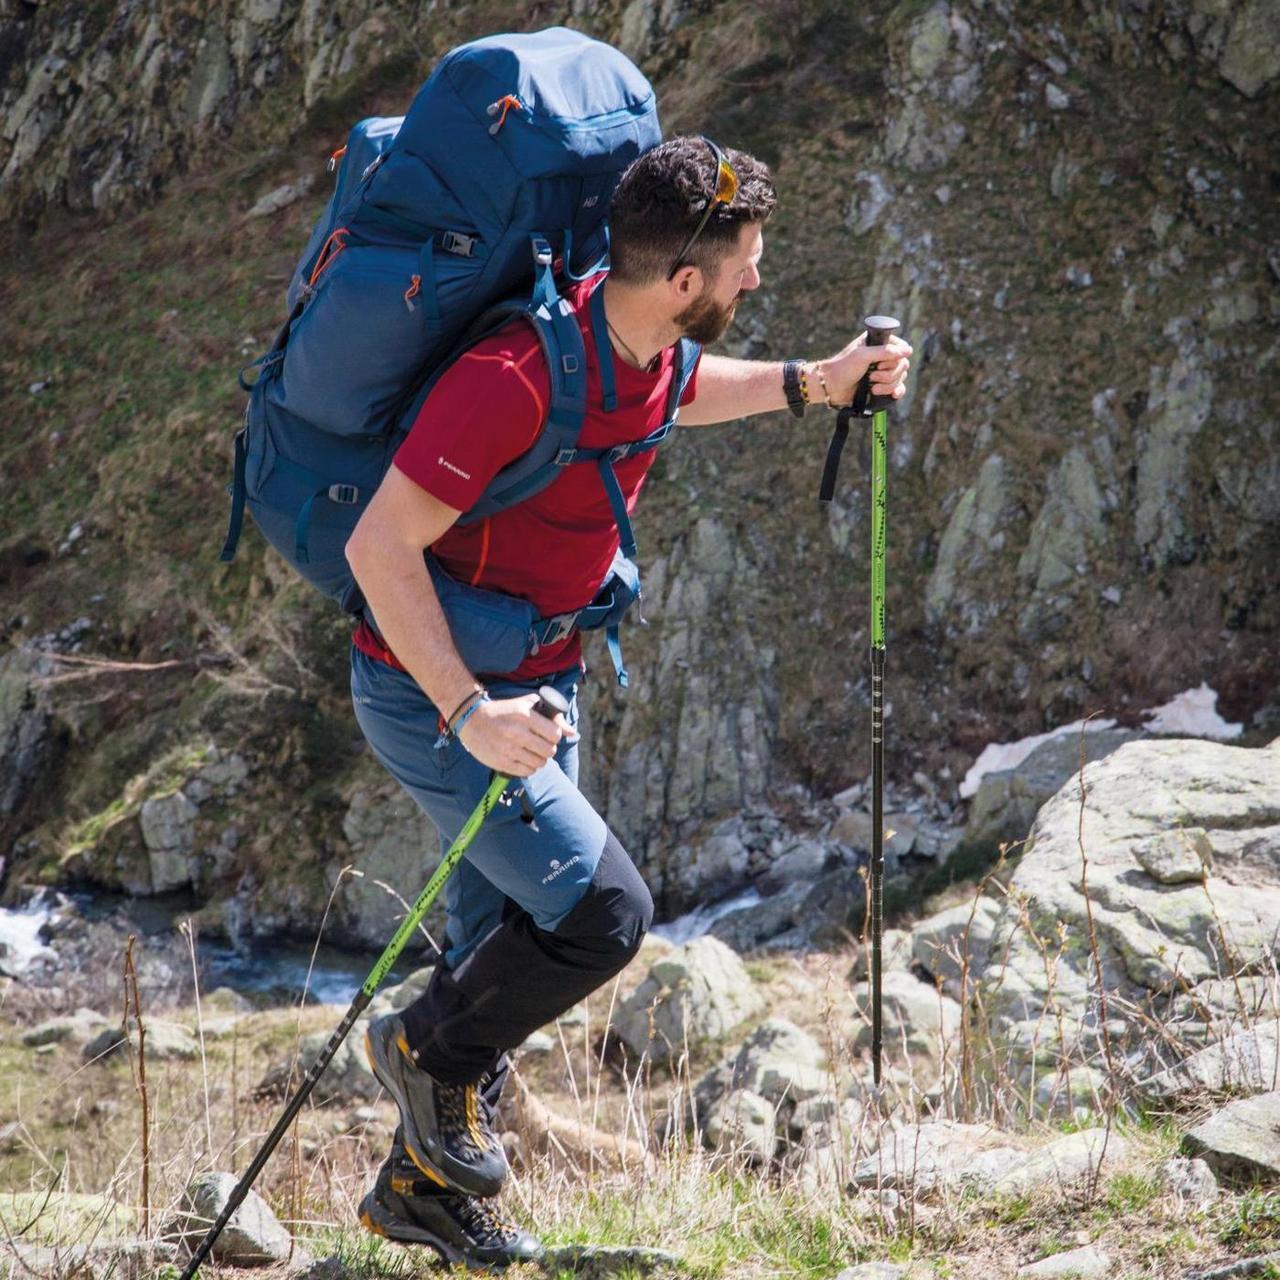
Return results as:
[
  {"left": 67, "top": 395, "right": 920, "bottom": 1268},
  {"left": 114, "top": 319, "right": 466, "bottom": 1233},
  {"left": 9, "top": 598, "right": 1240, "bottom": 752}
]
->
[
  {"left": 962, "top": 728, "right": 1142, "bottom": 855},
  {"left": 981, "top": 738, "right": 1280, "bottom": 1078},
  {"left": 611, "top": 936, "right": 765, "bottom": 1062}
]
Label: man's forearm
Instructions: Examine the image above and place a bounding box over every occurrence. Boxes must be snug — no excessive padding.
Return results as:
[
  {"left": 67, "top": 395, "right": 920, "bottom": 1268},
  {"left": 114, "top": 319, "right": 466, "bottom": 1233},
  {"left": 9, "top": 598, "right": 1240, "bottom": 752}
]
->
[
  {"left": 678, "top": 353, "right": 797, "bottom": 426},
  {"left": 350, "top": 544, "right": 479, "bottom": 716}
]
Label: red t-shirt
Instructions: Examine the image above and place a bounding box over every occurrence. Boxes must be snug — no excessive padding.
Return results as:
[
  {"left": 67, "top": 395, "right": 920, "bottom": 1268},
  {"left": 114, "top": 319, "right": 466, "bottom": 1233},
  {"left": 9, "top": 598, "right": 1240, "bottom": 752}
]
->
[{"left": 353, "top": 276, "right": 699, "bottom": 681}]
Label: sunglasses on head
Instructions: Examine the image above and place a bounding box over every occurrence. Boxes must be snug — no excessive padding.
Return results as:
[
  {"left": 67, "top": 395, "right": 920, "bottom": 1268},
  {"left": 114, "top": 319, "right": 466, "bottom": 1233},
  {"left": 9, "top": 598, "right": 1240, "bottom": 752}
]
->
[{"left": 666, "top": 137, "right": 739, "bottom": 281}]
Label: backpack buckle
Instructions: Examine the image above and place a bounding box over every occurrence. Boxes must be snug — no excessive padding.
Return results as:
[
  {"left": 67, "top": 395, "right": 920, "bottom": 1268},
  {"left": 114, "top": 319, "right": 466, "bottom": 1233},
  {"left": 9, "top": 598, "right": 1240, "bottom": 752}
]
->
[
  {"left": 607, "top": 444, "right": 630, "bottom": 464},
  {"left": 539, "top": 611, "right": 578, "bottom": 647},
  {"left": 531, "top": 237, "right": 554, "bottom": 268},
  {"left": 328, "top": 484, "right": 360, "bottom": 505},
  {"left": 554, "top": 448, "right": 577, "bottom": 465},
  {"left": 440, "top": 231, "right": 476, "bottom": 257}
]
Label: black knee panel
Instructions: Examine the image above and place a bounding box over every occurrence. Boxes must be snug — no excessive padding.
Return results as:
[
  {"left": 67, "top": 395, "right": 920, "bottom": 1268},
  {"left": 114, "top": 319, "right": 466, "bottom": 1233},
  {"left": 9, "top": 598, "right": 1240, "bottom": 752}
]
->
[{"left": 544, "top": 829, "right": 652, "bottom": 968}]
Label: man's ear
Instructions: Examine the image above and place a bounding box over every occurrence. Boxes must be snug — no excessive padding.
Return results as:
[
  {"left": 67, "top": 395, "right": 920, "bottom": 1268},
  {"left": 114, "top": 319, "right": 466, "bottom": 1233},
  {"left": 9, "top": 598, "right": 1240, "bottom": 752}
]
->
[{"left": 669, "top": 264, "right": 704, "bottom": 299}]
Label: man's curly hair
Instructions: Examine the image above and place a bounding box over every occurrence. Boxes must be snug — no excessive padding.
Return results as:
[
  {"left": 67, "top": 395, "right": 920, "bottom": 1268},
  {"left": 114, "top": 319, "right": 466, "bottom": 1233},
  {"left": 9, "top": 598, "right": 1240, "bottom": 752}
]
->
[{"left": 607, "top": 136, "right": 776, "bottom": 285}]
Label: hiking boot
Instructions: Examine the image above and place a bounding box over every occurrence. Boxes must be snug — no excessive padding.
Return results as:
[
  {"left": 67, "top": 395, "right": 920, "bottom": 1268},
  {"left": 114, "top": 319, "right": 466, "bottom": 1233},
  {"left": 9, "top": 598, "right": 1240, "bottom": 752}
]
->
[
  {"left": 364, "top": 1012, "right": 508, "bottom": 1197},
  {"left": 358, "top": 1137, "right": 541, "bottom": 1271}
]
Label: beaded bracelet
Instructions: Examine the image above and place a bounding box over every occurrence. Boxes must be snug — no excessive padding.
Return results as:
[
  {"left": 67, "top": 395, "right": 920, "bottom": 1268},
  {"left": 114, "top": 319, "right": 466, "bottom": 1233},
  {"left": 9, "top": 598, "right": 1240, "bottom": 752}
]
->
[{"left": 808, "top": 361, "right": 837, "bottom": 409}]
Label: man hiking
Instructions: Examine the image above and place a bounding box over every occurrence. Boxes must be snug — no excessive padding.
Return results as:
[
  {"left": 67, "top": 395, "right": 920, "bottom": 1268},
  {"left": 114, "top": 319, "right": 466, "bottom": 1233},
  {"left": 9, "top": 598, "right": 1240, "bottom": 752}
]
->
[{"left": 346, "top": 135, "right": 912, "bottom": 1267}]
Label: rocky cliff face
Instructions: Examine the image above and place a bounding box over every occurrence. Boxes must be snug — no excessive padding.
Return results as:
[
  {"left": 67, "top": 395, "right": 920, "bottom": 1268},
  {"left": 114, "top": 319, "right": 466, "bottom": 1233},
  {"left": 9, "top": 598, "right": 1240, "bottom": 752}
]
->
[{"left": 1, "top": 0, "right": 1277, "bottom": 941}]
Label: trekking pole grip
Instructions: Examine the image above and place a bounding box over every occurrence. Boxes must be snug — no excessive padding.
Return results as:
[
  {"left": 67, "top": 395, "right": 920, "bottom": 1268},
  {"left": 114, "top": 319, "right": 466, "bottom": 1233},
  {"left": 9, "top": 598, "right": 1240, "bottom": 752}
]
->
[
  {"left": 534, "top": 685, "right": 570, "bottom": 721},
  {"left": 861, "top": 314, "right": 901, "bottom": 414}
]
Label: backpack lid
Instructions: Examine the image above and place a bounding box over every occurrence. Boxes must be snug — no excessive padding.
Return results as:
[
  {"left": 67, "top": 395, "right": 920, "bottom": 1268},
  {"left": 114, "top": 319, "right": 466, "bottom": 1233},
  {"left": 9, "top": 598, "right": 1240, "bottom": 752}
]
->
[{"left": 392, "top": 27, "right": 657, "bottom": 187}]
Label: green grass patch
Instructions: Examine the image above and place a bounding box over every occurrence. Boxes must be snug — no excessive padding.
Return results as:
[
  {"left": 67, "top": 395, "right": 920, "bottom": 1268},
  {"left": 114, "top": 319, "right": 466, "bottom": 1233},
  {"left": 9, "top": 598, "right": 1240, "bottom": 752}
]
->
[{"left": 1220, "top": 1189, "right": 1280, "bottom": 1251}]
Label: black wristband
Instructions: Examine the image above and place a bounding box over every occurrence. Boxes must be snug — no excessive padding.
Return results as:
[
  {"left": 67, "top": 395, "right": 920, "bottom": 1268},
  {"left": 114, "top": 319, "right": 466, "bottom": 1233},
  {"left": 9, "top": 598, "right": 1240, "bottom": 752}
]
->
[{"left": 782, "top": 359, "right": 806, "bottom": 418}]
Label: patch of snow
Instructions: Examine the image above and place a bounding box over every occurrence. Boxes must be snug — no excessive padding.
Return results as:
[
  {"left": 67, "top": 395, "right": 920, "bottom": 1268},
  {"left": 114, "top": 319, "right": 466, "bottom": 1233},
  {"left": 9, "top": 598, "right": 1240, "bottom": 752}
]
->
[
  {"left": 651, "top": 889, "right": 762, "bottom": 946},
  {"left": 959, "top": 718, "right": 1118, "bottom": 800},
  {"left": 1141, "top": 683, "right": 1242, "bottom": 740}
]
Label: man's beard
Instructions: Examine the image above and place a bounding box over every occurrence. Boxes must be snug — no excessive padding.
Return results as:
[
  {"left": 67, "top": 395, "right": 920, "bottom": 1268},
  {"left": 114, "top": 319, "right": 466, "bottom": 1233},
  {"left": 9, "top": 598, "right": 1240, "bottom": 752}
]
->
[{"left": 675, "top": 287, "right": 744, "bottom": 345}]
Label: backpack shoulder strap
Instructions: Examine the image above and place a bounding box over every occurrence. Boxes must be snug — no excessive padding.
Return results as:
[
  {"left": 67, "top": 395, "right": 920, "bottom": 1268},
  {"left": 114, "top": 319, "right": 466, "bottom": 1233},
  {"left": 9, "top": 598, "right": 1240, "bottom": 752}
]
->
[{"left": 457, "top": 238, "right": 589, "bottom": 524}]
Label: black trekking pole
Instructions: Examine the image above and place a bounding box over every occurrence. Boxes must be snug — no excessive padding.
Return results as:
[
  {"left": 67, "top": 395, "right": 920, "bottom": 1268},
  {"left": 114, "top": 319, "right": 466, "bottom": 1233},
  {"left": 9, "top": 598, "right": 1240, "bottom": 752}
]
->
[
  {"left": 818, "top": 315, "right": 901, "bottom": 1090},
  {"left": 177, "top": 686, "right": 569, "bottom": 1279}
]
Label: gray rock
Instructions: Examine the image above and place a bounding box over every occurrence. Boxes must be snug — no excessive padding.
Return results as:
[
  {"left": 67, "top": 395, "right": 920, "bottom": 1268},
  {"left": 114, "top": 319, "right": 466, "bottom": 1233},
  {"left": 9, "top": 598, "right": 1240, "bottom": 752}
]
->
[
  {"left": 851, "top": 1121, "right": 1025, "bottom": 1194},
  {"left": 848, "top": 929, "right": 913, "bottom": 981},
  {"left": 756, "top": 838, "right": 830, "bottom": 896},
  {"left": 830, "top": 809, "right": 875, "bottom": 851},
  {"left": 258, "top": 1031, "right": 378, "bottom": 1104},
  {"left": 925, "top": 454, "right": 1009, "bottom": 624},
  {"left": 695, "top": 1017, "right": 830, "bottom": 1121},
  {"left": 1187, "top": 1252, "right": 1280, "bottom": 1280},
  {"left": 5, "top": 1239, "right": 179, "bottom": 1279},
  {"left": 702, "top": 1089, "right": 777, "bottom": 1162},
  {"left": 963, "top": 729, "right": 1142, "bottom": 854},
  {"left": 983, "top": 738, "right": 1280, "bottom": 1072},
  {"left": 340, "top": 789, "right": 446, "bottom": 949},
  {"left": 674, "top": 832, "right": 750, "bottom": 902},
  {"left": 1143, "top": 1023, "right": 1280, "bottom": 1101},
  {"left": 1132, "top": 826, "right": 1213, "bottom": 884},
  {"left": 245, "top": 173, "right": 316, "bottom": 218},
  {"left": 611, "top": 936, "right": 765, "bottom": 1062},
  {"left": 853, "top": 969, "right": 961, "bottom": 1063},
  {"left": 707, "top": 881, "right": 807, "bottom": 952},
  {"left": 1172, "top": 976, "right": 1280, "bottom": 1030},
  {"left": 1033, "top": 1066, "right": 1107, "bottom": 1121},
  {"left": 538, "top": 1244, "right": 683, "bottom": 1278},
  {"left": 22, "top": 1007, "right": 110, "bottom": 1047},
  {"left": 1216, "top": 0, "right": 1280, "bottom": 98},
  {"left": 168, "top": 1171, "right": 292, "bottom": 1265},
  {"left": 139, "top": 790, "right": 199, "bottom": 893},
  {"left": 1019, "top": 1245, "right": 1111, "bottom": 1278},
  {"left": 83, "top": 1018, "right": 199, "bottom": 1063},
  {"left": 910, "top": 896, "right": 1002, "bottom": 998},
  {"left": 992, "top": 1129, "right": 1129, "bottom": 1196},
  {"left": 834, "top": 1264, "right": 907, "bottom": 1280},
  {"left": 0, "top": 648, "right": 53, "bottom": 816},
  {"left": 1182, "top": 1091, "right": 1280, "bottom": 1183},
  {"left": 1018, "top": 446, "right": 1105, "bottom": 593},
  {"left": 1158, "top": 1156, "right": 1220, "bottom": 1205}
]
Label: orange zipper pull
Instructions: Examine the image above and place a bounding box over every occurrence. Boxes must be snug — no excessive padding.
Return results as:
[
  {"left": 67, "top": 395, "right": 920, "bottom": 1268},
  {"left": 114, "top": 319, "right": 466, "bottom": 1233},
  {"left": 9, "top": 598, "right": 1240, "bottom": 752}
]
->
[{"left": 486, "top": 95, "right": 525, "bottom": 136}]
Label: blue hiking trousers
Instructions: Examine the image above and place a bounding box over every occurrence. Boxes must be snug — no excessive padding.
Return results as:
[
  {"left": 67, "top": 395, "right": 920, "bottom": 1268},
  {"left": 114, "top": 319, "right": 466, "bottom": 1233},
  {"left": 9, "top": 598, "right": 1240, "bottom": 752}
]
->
[{"left": 350, "top": 646, "right": 652, "bottom": 1083}]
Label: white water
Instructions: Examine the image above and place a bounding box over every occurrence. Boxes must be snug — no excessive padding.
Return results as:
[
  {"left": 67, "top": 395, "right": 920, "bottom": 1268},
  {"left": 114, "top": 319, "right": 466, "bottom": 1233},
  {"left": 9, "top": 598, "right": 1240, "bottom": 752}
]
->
[
  {"left": 959, "top": 683, "right": 1244, "bottom": 800},
  {"left": 651, "top": 888, "right": 762, "bottom": 946},
  {"left": 0, "top": 898, "right": 59, "bottom": 974}
]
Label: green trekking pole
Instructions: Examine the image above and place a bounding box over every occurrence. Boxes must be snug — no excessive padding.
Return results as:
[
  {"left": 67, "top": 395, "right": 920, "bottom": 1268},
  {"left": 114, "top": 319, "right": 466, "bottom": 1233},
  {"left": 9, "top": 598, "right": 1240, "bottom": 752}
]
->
[
  {"left": 818, "top": 315, "right": 901, "bottom": 1090},
  {"left": 177, "top": 686, "right": 569, "bottom": 1279}
]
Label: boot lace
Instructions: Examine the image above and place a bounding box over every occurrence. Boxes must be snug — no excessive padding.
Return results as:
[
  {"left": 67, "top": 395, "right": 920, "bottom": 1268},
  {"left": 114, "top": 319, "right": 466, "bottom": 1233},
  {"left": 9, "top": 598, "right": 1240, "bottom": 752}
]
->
[
  {"left": 436, "top": 1081, "right": 495, "bottom": 1158},
  {"left": 453, "top": 1194, "right": 518, "bottom": 1243}
]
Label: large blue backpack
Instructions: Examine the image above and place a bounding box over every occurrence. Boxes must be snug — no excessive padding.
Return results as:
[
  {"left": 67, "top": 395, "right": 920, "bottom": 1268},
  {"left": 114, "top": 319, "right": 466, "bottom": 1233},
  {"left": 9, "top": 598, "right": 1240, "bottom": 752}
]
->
[{"left": 220, "top": 28, "right": 699, "bottom": 685}]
